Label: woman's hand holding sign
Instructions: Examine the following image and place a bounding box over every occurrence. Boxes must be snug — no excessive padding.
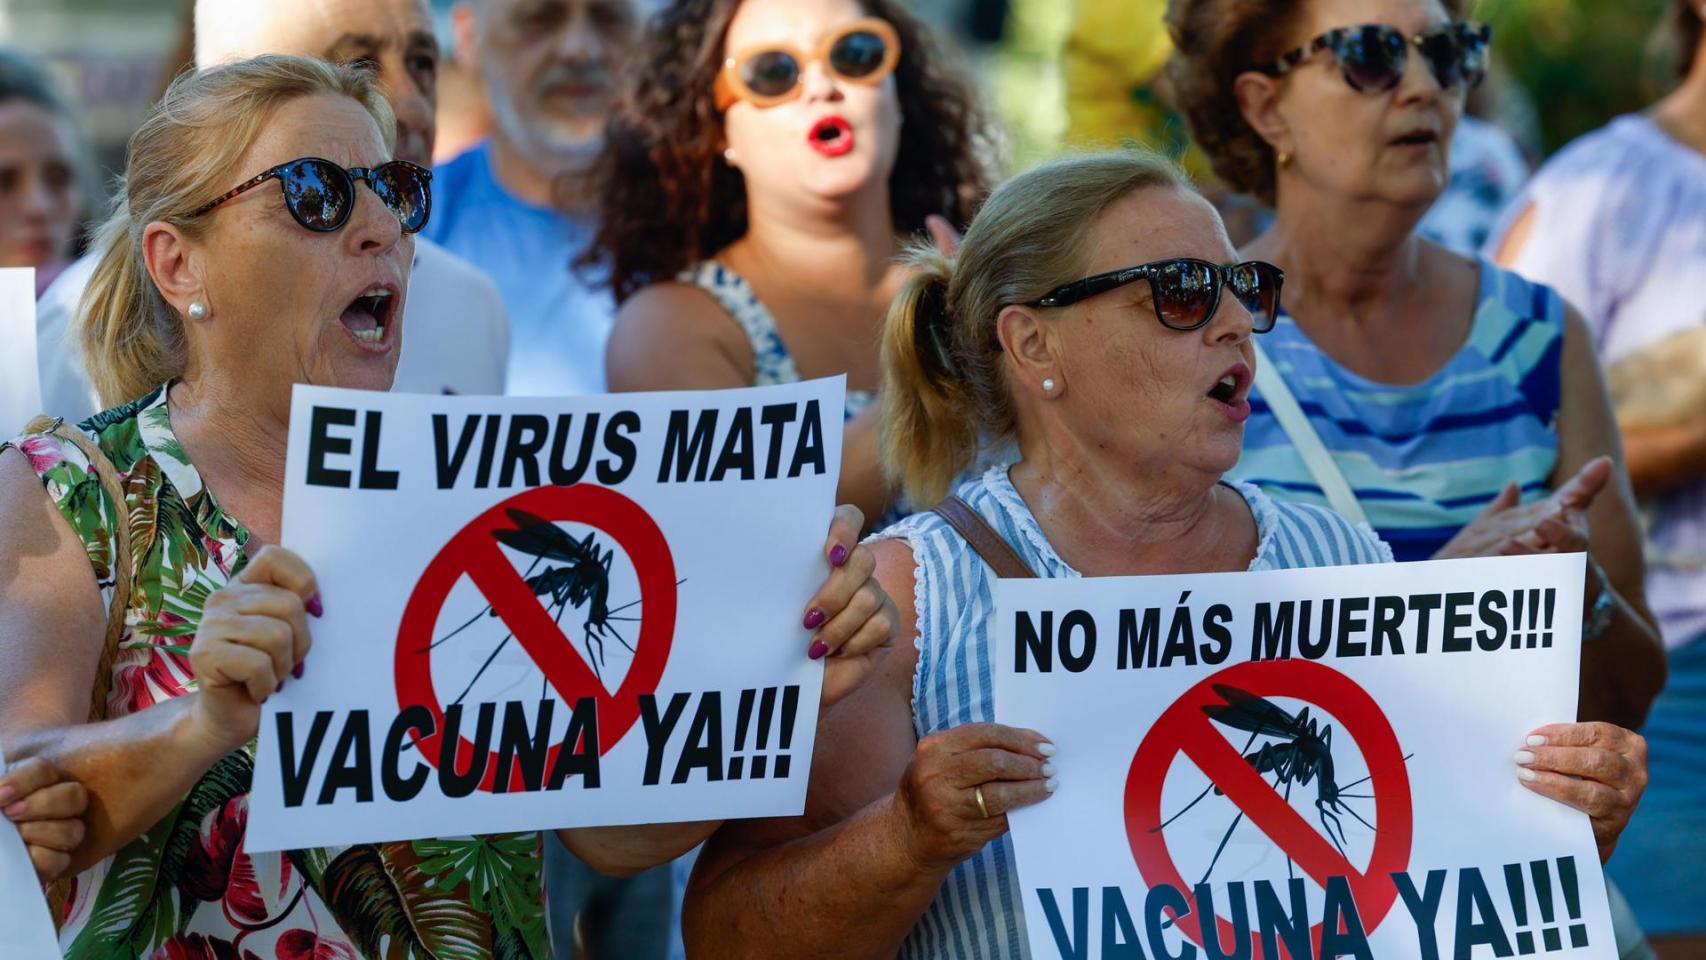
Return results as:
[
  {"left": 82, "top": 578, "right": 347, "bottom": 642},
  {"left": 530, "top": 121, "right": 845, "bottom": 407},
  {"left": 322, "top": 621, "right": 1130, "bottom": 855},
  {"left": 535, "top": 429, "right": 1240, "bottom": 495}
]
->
[
  {"left": 1516, "top": 721, "right": 1649, "bottom": 863},
  {"left": 188, "top": 545, "right": 321, "bottom": 752},
  {"left": 894, "top": 723, "right": 1058, "bottom": 871},
  {"left": 806, "top": 505, "right": 900, "bottom": 707},
  {"left": 0, "top": 755, "right": 88, "bottom": 881}
]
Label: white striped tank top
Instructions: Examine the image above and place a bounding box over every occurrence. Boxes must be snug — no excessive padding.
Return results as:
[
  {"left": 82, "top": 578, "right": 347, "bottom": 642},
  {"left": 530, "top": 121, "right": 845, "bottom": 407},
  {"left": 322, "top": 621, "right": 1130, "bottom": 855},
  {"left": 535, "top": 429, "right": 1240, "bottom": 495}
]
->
[{"left": 871, "top": 463, "right": 1393, "bottom": 960}]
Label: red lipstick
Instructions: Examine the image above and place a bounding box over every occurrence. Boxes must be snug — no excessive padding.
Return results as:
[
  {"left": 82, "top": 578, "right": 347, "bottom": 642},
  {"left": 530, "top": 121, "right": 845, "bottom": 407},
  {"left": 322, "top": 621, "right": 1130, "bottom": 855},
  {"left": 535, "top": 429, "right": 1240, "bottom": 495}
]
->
[{"left": 808, "top": 115, "right": 855, "bottom": 157}]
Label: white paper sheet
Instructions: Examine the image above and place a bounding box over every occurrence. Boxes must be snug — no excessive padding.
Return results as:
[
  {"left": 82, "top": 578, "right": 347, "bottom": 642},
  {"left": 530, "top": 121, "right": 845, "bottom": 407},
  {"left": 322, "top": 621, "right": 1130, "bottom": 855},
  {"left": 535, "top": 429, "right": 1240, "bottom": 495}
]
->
[
  {"left": 248, "top": 378, "right": 844, "bottom": 851},
  {"left": 996, "top": 554, "right": 1616, "bottom": 960},
  {"left": 0, "top": 268, "right": 41, "bottom": 437},
  {"left": 0, "top": 746, "right": 65, "bottom": 959}
]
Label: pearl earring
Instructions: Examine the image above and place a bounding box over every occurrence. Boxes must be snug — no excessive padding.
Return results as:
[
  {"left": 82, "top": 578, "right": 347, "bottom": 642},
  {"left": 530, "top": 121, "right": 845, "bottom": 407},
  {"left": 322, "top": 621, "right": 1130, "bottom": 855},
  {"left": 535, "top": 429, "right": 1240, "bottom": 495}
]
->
[
  {"left": 187, "top": 301, "right": 208, "bottom": 321},
  {"left": 1042, "top": 378, "right": 1056, "bottom": 393},
  {"left": 723, "top": 147, "right": 738, "bottom": 165}
]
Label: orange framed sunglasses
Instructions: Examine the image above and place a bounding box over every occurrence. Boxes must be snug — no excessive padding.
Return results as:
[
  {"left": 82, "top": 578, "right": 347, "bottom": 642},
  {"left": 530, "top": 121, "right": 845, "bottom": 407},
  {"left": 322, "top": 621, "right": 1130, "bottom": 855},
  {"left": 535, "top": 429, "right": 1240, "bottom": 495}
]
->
[{"left": 714, "top": 17, "right": 901, "bottom": 110}]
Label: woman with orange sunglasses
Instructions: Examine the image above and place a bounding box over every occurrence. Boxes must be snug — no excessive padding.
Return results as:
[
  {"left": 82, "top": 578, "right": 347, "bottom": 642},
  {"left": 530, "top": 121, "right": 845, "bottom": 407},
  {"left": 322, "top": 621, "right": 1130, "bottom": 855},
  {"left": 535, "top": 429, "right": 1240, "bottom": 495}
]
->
[{"left": 585, "top": 0, "right": 991, "bottom": 533}]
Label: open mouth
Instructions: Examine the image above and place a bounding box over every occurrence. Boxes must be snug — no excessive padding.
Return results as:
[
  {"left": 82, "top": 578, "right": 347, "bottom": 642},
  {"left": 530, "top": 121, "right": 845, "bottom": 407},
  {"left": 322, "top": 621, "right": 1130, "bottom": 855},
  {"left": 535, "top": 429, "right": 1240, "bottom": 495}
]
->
[
  {"left": 339, "top": 285, "right": 397, "bottom": 351},
  {"left": 1206, "top": 363, "right": 1252, "bottom": 421},
  {"left": 808, "top": 116, "right": 856, "bottom": 157},
  {"left": 1391, "top": 129, "right": 1439, "bottom": 147}
]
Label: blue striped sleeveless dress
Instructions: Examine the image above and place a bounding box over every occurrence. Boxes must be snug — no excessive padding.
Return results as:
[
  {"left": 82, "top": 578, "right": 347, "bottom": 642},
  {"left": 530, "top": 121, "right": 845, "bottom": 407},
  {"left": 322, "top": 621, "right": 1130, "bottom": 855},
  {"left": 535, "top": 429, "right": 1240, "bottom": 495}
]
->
[
  {"left": 870, "top": 463, "right": 1392, "bottom": 959},
  {"left": 1229, "top": 262, "right": 1565, "bottom": 561}
]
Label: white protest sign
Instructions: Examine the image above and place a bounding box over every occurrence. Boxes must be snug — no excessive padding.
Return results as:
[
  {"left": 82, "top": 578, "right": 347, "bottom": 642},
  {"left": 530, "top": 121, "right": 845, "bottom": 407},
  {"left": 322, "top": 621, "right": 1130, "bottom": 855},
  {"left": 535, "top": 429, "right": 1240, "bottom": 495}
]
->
[
  {"left": 0, "top": 268, "right": 41, "bottom": 437},
  {"left": 248, "top": 378, "right": 844, "bottom": 851},
  {"left": 996, "top": 553, "right": 1616, "bottom": 960},
  {"left": 0, "top": 746, "right": 64, "bottom": 959}
]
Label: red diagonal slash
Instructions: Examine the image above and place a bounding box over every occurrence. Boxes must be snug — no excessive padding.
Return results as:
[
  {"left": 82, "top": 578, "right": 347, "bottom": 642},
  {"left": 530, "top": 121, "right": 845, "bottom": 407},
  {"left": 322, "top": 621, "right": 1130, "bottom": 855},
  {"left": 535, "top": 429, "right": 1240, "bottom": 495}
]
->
[
  {"left": 396, "top": 484, "right": 677, "bottom": 792},
  {"left": 1126, "top": 659, "right": 1412, "bottom": 959}
]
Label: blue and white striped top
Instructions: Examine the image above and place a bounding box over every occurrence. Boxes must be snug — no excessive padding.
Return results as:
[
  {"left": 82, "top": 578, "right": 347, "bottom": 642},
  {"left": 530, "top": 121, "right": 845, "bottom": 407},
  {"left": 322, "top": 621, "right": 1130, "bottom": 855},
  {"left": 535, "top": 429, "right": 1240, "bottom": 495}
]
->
[
  {"left": 871, "top": 464, "right": 1391, "bottom": 960},
  {"left": 1229, "top": 262, "right": 1565, "bottom": 561}
]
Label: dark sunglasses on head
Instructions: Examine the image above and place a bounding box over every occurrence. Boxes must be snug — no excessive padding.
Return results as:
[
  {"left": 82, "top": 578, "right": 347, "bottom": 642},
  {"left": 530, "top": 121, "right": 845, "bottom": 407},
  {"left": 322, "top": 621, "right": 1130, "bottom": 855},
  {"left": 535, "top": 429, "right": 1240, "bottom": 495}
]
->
[
  {"left": 1260, "top": 21, "right": 1490, "bottom": 93},
  {"left": 190, "top": 157, "right": 433, "bottom": 234},
  {"left": 1028, "top": 258, "right": 1284, "bottom": 333},
  {"left": 714, "top": 17, "right": 901, "bottom": 110}
]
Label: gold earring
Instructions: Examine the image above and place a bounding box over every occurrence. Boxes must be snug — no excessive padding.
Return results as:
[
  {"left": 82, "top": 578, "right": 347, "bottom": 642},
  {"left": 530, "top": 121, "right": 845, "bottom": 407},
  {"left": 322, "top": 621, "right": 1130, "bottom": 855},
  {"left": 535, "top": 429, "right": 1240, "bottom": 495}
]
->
[{"left": 1278, "top": 151, "right": 1293, "bottom": 169}]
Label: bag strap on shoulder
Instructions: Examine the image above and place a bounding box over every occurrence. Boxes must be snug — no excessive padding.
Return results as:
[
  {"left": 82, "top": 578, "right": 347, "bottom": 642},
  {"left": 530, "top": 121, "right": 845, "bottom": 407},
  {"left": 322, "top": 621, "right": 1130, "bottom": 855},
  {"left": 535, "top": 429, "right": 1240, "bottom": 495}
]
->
[
  {"left": 21, "top": 415, "right": 132, "bottom": 722},
  {"left": 931, "top": 495, "right": 1037, "bottom": 579},
  {"left": 1248, "top": 341, "right": 1371, "bottom": 527}
]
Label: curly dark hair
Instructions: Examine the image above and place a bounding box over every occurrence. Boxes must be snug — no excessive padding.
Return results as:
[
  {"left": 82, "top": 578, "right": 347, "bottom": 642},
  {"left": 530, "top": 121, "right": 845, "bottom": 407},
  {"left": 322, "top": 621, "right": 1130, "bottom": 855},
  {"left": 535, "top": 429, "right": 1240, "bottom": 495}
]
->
[
  {"left": 1165, "top": 0, "right": 1467, "bottom": 206},
  {"left": 582, "top": 0, "right": 992, "bottom": 305}
]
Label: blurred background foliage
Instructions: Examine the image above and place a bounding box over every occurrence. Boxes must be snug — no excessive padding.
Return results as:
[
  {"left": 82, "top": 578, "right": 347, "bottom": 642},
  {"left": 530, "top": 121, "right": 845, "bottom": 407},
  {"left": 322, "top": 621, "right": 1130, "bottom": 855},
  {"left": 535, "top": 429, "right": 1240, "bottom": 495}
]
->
[{"left": 1478, "top": 0, "right": 1681, "bottom": 154}]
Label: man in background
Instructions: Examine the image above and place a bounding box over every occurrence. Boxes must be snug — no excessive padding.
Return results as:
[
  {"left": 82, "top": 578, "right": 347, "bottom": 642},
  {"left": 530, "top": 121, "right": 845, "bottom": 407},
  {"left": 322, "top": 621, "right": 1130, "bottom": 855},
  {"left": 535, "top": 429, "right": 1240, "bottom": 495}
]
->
[
  {"left": 431, "top": 0, "right": 637, "bottom": 397},
  {"left": 35, "top": 0, "right": 510, "bottom": 422}
]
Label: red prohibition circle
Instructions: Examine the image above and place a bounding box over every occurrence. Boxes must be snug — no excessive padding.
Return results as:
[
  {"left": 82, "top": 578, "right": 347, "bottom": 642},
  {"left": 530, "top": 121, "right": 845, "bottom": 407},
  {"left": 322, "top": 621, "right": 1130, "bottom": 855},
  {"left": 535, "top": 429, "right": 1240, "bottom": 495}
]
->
[
  {"left": 395, "top": 484, "right": 677, "bottom": 793},
  {"left": 1124, "top": 659, "right": 1413, "bottom": 960}
]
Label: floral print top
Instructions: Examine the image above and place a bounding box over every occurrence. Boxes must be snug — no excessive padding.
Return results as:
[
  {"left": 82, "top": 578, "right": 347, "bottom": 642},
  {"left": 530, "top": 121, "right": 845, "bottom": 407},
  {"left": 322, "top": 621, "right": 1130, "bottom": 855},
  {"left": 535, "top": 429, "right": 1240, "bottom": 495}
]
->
[{"left": 4, "top": 385, "right": 550, "bottom": 960}]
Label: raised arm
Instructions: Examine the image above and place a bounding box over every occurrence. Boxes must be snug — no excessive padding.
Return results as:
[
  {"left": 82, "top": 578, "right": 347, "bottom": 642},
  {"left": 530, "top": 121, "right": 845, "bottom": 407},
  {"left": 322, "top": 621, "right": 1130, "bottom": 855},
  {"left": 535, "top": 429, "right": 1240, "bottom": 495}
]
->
[
  {"left": 682, "top": 540, "right": 1055, "bottom": 959},
  {"left": 0, "top": 450, "right": 315, "bottom": 874}
]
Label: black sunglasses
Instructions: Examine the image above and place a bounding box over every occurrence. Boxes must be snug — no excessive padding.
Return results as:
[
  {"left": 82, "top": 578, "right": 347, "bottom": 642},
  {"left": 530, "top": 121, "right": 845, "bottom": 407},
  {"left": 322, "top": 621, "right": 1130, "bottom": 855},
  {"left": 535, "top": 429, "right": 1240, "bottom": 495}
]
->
[
  {"left": 190, "top": 157, "right": 433, "bottom": 234},
  {"left": 1260, "top": 21, "right": 1490, "bottom": 93},
  {"left": 1028, "top": 258, "right": 1283, "bottom": 333}
]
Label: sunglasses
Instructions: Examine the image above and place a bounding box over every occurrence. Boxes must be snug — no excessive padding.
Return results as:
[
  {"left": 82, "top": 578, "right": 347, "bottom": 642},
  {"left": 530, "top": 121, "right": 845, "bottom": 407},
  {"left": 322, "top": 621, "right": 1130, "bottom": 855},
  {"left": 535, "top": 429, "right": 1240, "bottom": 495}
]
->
[
  {"left": 1260, "top": 21, "right": 1490, "bottom": 93},
  {"left": 714, "top": 17, "right": 901, "bottom": 110},
  {"left": 190, "top": 157, "right": 433, "bottom": 235},
  {"left": 1029, "top": 258, "right": 1284, "bottom": 333}
]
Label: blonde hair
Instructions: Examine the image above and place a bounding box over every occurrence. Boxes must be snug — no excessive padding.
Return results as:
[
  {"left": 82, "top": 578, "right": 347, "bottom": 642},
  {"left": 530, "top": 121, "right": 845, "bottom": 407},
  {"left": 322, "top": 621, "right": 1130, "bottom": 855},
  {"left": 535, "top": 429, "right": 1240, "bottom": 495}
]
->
[
  {"left": 79, "top": 54, "right": 395, "bottom": 408},
  {"left": 880, "top": 150, "right": 1187, "bottom": 506}
]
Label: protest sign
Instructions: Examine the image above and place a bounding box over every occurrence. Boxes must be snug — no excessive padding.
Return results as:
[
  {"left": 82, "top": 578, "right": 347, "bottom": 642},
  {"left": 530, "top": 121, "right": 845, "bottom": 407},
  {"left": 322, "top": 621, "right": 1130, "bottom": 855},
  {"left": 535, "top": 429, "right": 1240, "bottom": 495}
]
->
[
  {"left": 0, "top": 269, "right": 41, "bottom": 437},
  {"left": 996, "top": 554, "right": 1615, "bottom": 960},
  {"left": 0, "top": 746, "right": 64, "bottom": 958},
  {"left": 248, "top": 378, "right": 844, "bottom": 851}
]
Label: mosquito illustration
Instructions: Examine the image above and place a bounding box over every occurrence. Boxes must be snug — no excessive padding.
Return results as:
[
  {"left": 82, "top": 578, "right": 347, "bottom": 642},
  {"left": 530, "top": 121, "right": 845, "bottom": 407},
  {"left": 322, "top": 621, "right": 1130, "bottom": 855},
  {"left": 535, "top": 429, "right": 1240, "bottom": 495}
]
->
[
  {"left": 428, "top": 510, "right": 646, "bottom": 702},
  {"left": 1151, "top": 684, "right": 1410, "bottom": 886}
]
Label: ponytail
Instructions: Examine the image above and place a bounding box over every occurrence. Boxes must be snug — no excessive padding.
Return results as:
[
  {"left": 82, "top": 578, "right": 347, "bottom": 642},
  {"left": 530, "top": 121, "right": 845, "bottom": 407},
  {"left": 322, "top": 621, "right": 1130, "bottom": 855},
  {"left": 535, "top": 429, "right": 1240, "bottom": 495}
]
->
[
  {"left": 881, "top": 243, "right": 980, "bottom": 507},
  {"left": 79, "top": 197, "right": 185, "bottom": 408},
  {"left": 877, "top": 150, "right": 1189, "bottom": 507}
]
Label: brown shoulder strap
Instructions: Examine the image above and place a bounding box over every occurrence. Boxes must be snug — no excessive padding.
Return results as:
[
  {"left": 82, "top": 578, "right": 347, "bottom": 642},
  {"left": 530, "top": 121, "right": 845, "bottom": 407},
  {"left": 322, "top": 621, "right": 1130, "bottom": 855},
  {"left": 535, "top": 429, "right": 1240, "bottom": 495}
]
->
[
  {"left": 932, "top": 495, "right": 1037, "bottom": 579},
  {"left": 21, "top": 415, "right": 132, "bottom": 722}
]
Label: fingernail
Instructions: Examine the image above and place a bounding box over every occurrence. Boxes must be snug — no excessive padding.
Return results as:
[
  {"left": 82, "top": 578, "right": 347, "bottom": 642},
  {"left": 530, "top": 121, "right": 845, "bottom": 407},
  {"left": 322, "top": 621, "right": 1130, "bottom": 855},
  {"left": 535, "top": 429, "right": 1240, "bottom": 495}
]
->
[
  {"left": 306, "top": 594, "right": 324, "bottom": 619},
  {"left": 1518, "top": 767, "right": 1537, "bottom": 782},
  {"left": 276, "top": 681, "right": 285, "bottom": 694},
  {"left": 808, "top": 641, "right": 829, "bottom": 660},
  {"left": 1037, "top": 742, "right": 1057, "bottom": 757},
  {"left": 1527, "top": 735, "right": 1547, "bottom": 747},
  {"left": 293, "top": 661, "right": 305, "bottom": 680},
  {"left": 1044, "top": 777, "right": 1059, "bottom": 793},
  {"left": 3, "top": 801, "right": 23, "bottom": 819},
  {"left": 1514, "top": 750, "right": 1536, "bottom": 765},
  {"left": 1042, "top": 762, "right": 1056, "bottom": 777},
  {"left": 830, "top": 544, "right": 848, "bottom": 568},
  {"left": 0, "top": 785, "right": 14, "bottom": 805},
  {"left": 803, "top": 608, "right": 826, "bottom": 630}
]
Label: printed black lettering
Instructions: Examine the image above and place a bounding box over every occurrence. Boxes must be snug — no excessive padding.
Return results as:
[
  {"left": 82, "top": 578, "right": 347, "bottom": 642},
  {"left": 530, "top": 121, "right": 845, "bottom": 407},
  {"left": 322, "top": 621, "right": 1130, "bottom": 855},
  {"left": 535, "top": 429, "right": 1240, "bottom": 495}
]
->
[{"left": 305, "top": 407, "right": 357, "bottom": 488}]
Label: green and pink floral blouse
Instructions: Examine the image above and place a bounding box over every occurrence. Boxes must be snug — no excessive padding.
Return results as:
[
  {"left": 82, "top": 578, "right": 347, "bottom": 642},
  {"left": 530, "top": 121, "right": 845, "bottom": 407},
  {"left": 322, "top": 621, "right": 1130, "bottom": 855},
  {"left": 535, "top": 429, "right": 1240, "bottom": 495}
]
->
[{"left": 4, "top": 386, "right": 550, "bottom": 960}]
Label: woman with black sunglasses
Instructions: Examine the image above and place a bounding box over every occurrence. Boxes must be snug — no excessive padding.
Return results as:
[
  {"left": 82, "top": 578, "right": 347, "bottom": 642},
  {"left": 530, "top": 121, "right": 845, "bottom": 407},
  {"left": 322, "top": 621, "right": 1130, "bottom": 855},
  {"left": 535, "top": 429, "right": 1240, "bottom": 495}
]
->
[
  {"left": 0, "top": 55, "right": 896, "bottom": 959},
  {"left": 1167, "top": 2, "right": 1667, "bottom": 731},
  {"left": 585, "top": 0, "right": 989, "bottom": 536},
  {"left": 677, "top": 149, "right": 1648, "bottom": 959}
]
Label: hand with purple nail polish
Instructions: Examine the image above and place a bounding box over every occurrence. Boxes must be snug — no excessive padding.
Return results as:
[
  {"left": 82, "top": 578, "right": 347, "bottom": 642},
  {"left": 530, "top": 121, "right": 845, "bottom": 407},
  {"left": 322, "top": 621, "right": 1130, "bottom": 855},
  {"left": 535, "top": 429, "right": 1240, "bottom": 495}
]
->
[{"left": 801, "top": 504, "right": 899, "bottom": 706}]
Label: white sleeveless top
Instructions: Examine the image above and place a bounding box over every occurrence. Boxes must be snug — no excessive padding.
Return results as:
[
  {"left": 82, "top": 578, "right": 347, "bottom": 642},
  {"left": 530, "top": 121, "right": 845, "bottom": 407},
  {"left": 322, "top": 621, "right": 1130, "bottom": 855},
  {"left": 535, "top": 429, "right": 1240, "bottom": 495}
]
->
[{"left": 871, "top": 464, "right": 1393, "bottom": 959}]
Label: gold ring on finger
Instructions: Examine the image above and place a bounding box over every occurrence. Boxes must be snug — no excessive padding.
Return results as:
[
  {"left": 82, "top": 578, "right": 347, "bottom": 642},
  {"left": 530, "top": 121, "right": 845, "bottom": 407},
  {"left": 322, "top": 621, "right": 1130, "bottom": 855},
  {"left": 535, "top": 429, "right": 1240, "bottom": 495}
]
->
[{"left": 974, "top": 784, "right": 990, "bottom": 819}]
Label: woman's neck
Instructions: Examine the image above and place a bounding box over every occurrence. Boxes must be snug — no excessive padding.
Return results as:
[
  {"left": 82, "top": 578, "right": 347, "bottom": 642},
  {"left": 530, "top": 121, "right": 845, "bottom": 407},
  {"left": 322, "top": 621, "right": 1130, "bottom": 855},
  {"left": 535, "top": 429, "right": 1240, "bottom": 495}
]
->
[
  {"left": 733, "top": 184, "right": 899, "bottom": 297},
  {"left": 167, "top": 376, "right": 289, "bottom": 545},
  {"left": 1008, "top": 436, "right": 1250, "bottom": 577},
  {"left": 1251, "top": 189, "right": 1426, "bottom": 323}
]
